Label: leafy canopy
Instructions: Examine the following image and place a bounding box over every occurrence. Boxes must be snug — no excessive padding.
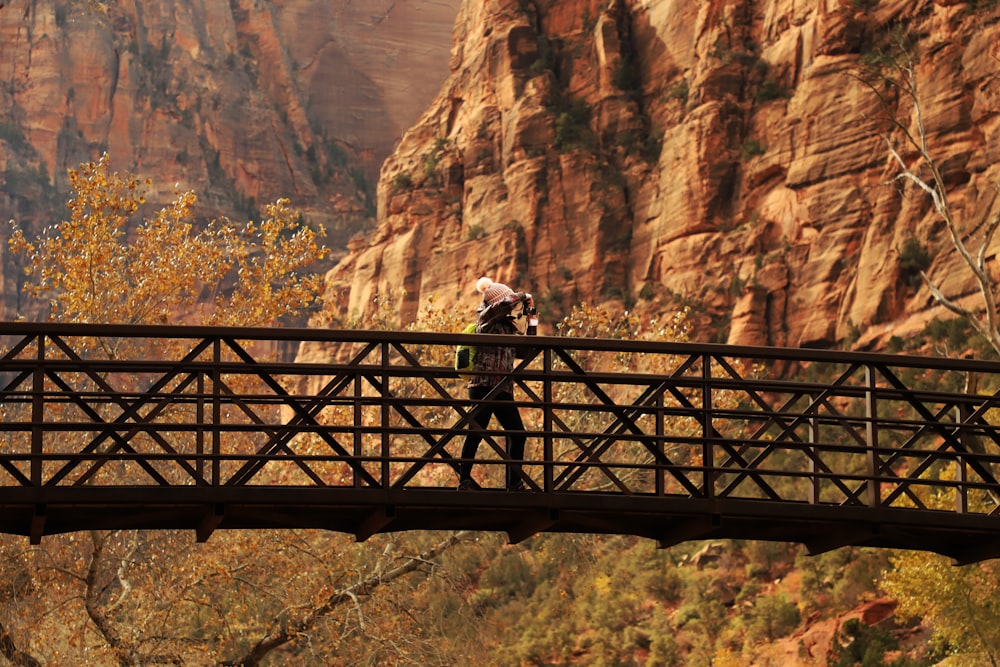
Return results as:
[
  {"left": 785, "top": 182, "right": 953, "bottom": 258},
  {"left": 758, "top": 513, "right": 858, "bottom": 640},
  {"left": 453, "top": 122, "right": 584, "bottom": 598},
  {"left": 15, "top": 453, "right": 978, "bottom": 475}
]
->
[{"left": 9, "top": 153, "right": 328, "bottom": 327}]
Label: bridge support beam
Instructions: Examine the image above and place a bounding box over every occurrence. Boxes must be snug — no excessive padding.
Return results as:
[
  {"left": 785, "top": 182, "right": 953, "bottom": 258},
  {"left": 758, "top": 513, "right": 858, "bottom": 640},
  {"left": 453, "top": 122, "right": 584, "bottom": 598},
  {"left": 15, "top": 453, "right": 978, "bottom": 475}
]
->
[
  {"left": 804, "top": 524, "right": 880, "bottom": 556},
  {"left": 657, "top": 515, "right": 721, "bottom": 549},
  {"left": 357, "top": 506, "right": 396, "bottom": 542},
  {"left": 197, "top": 504, "right": 225, "bottom": 543},
  {"left": 30, "top": 504, "right": 45, "bottom": 545},
  {"left": 951, "top": 539, "right": 1000, "bottom": 566},
  {"left": 507, "top": 509, "right": 559, "bottom": 544}
]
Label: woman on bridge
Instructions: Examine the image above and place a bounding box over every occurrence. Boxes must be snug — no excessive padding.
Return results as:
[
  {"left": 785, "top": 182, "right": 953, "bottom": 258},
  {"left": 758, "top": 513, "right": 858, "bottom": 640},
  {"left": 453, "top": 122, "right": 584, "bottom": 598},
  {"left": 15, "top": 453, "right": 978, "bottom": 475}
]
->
[{"left": 458, "top": 277, "right": 538, "bottom": 491}]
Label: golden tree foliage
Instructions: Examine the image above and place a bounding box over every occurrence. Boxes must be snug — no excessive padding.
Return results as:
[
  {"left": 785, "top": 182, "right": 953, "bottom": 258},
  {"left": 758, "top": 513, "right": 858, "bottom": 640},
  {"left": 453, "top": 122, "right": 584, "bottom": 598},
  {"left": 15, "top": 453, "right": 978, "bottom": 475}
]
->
[
  {"left": 2, "top": 156, "right": 469, "bottom": 666},
  {"left": 876, "top": 477, "right": 1000, "bottom": 666},
  {"left": 881, "top": 552, "right": 1000, "bottom": 667},
  {"left": 857, "top": 40, "right": 1000, "bottom": 665},
  {"left": 9, "top": 153, "right": 327, "bottom": 328},
  {"left": 1, "top": 155, "right": 779, "bottom": 665}
]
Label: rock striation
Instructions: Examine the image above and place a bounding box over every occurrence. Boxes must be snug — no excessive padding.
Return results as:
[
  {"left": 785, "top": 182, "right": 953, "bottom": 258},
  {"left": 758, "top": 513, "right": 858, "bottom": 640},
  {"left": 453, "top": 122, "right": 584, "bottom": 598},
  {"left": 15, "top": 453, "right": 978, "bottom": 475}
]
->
[{"left": 323, "top": 0, "right": 1000, "bottom": 350}]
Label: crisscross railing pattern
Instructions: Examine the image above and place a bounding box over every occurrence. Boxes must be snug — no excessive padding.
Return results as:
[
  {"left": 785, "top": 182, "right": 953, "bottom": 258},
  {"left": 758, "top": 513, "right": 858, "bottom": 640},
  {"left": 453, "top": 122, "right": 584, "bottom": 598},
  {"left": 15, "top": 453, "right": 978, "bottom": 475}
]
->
[{"left": 2, "top": 322, "right": 1000, "bottom": 563}]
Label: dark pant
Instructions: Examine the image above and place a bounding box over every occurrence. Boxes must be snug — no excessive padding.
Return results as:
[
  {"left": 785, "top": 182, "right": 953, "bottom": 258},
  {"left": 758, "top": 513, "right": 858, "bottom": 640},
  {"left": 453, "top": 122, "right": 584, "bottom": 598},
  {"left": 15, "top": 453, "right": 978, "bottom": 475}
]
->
[{"left": 460, "top": 385, "right": 526, "bottom": 488}]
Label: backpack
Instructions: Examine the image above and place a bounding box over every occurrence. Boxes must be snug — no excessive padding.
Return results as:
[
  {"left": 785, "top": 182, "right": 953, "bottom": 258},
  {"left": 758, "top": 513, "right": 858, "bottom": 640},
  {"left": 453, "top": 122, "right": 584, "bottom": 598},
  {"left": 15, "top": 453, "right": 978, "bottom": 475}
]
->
[{"left": 454, "top": 322, "right": 478, "bottom": 372}]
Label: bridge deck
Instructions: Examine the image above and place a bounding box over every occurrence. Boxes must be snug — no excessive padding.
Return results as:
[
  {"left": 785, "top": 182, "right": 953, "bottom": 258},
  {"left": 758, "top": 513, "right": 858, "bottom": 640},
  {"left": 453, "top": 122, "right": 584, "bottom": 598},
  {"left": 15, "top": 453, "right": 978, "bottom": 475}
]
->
[
  {"left": 2, "top": 322, "right": 1000, "bottom": 563},
  {"left": 1, "top": 487, "right": 998, "bottom": 563}
]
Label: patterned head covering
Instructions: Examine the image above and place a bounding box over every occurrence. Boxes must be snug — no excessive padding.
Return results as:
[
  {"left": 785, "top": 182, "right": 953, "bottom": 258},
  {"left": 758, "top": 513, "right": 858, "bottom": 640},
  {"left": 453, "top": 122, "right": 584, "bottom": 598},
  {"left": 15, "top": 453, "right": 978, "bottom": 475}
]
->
[{"left": 476, "top": 277, "right": 515, "bottom": 307}]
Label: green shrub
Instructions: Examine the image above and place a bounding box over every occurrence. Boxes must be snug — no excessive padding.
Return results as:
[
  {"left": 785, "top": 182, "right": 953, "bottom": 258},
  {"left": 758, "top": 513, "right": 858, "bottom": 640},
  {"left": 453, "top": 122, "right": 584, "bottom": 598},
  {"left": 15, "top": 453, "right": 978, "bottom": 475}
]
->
[
  {"left": 642, "top": 129, "right": 664, "bottom": 163},
  {"left": 553, "top": 98, "right": 593, "bottom": 150},
  {"left": 0, "top": 122, "right": 30, "bottom": 152},
  {"left": 740, "top": 138, "right": 767, "bottom": 159},
  {"left": 392, "top": 172, "right": 413, "bottom": 192},
  {"left": 666, "top": 79, "right": 689, "bottom": 104},
  {"left": 755, "top": 79, "right": 786, "bottom": 103},
  {"left": 528, "top": 35, "right": 553, "bottom": 77},
  {"left": 828, "top": 618, "right": 909, "bottom": 667},
  {"left": 743, "top": 592, "right": 801, "bottom": 643},
  {"left": 898, "top": 236, "right": 930, "bottom": 287},
  {"left": 613, "top": 57, "right": 641, "bottom": 92}
]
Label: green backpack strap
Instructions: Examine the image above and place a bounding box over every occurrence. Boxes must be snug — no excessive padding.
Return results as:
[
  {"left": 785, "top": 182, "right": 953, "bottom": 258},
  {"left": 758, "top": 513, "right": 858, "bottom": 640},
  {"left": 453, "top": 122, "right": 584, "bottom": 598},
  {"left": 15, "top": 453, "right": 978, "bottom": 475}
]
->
[{"left": 455, "top": 322, "right": 478, "bottom": 372}]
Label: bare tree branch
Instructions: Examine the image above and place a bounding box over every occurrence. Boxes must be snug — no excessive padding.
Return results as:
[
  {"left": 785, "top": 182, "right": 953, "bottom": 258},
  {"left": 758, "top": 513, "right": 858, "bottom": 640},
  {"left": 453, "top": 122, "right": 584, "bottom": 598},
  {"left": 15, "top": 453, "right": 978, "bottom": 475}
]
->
[
  {"left": 863, "top": 38, "right": 1000, "bottom": 355},
  {"left": 84, "top": 531, "right": 183, "bottom": 666},
  {"left": 225, "top": 530, "right": 472, "bottom": 667},
  {"left": 0, "top": 623, "right": 41, "bottom": 667},
  {"left": 975, "top": 197, "right": 1000, "bottom": 273}
]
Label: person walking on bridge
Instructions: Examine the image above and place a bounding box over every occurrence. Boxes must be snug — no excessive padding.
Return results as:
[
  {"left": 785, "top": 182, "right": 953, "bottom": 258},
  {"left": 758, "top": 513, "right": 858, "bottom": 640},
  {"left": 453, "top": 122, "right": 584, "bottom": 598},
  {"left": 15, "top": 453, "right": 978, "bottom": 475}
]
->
[{"left": 458, "top": 276, "right": 538, "bottom": 491}]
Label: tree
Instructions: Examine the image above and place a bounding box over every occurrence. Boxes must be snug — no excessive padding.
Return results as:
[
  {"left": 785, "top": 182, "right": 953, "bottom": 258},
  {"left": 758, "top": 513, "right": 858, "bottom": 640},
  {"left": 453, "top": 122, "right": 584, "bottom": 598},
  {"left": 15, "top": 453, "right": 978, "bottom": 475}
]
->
[
  {"left": 4, "top": 155, "right": 473, "bottom": 665},
  {"left": 858, "top": 36, "right": 1000, "bottom": 355},
  {"left": 5, "top": 155, "right": 743, "bottom": 663},
  {"left": 881, "top": 551, "right": 1000, "bottom": 667},
  {"left": 9, "top": 153, "right": 326, "bottom": 329},
  {"left": 858, "top": 34, "right": 1000, "bottom": 666}
]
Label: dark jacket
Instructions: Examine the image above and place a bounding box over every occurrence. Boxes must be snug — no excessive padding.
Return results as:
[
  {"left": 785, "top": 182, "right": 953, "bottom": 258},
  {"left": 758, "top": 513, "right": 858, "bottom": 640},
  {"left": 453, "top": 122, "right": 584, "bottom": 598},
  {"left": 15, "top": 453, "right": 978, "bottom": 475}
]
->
[{"left": 469, "top": 304, "right": 522, "bottom": 392}]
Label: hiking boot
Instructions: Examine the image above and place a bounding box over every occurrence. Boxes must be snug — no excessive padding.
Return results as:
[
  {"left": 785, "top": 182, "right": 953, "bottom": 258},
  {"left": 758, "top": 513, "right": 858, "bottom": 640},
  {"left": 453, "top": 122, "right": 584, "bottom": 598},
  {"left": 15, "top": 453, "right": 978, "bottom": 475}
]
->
[
  {"left": 457, "top": 478, "right": 474, "bottom": 491},
  {"left": 506, "top": 479, "right": 526, "bottom": 492}
]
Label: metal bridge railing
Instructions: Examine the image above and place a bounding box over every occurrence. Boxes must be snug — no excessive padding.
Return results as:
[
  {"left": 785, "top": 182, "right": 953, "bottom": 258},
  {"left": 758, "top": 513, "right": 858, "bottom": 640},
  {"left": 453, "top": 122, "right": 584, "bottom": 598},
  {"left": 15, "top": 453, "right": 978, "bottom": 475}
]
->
[{"left": 2, "top": 322, "right": 1000, "bottom": 560}]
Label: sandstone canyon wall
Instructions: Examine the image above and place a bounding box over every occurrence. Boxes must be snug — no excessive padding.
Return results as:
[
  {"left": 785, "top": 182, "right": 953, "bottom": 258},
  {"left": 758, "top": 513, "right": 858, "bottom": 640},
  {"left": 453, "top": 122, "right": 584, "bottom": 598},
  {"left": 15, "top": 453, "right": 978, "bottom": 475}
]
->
[
  {"left": 324, "top": 0, "right": 1000, "bottom": 351},
  {"left": 0, "top": 0, "right": 460, "bottom": 316}
]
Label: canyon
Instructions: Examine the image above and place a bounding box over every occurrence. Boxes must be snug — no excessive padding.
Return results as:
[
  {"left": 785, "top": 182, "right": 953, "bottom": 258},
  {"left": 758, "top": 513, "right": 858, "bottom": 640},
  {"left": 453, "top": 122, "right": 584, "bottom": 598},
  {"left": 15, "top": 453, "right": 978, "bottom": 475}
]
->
[
  {"left": 1, "top": 1, "right": 998, "bottom": 663},
  {"left": 323, "top": 0, "right": 1000, "bottom": 351},
  {"left": 0, "top": 0, "right": 460, "bottom": 315},
  {"left": 1, "top": 0, "right": 999, "bottom": 344}
]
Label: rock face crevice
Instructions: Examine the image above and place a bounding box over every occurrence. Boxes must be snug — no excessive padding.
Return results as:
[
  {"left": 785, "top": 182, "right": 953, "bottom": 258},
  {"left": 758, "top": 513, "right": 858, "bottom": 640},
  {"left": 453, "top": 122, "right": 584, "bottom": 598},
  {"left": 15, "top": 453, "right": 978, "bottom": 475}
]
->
[{"left": 324, "top": 0, "right": 1000, "bottom": 350}]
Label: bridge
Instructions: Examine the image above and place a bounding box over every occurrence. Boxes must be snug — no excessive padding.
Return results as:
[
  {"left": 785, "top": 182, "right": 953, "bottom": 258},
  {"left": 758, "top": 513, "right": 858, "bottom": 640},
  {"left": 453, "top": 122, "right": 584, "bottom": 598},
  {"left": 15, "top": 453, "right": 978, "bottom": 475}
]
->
[{"left": 1, "top": 322, "right": 1000, "bottom": 564}]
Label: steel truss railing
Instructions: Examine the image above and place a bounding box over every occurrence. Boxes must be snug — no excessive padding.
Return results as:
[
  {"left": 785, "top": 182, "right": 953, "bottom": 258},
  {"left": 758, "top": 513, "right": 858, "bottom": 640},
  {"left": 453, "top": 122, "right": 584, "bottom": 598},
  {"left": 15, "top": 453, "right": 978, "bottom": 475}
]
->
[{"left": 2, "top": 322, "right": 1000, "bottom": 562}]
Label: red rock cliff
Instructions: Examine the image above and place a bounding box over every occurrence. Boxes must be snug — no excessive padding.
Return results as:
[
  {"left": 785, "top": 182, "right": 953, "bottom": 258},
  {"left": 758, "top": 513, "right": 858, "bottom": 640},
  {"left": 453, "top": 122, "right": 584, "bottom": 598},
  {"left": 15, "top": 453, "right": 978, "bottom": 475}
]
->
[
  {"left": 0, "top": 0, "right": 460, "bottom": 315},
  {"left": 323, "top": 0, "right": 1000, "bottom": 350}
]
